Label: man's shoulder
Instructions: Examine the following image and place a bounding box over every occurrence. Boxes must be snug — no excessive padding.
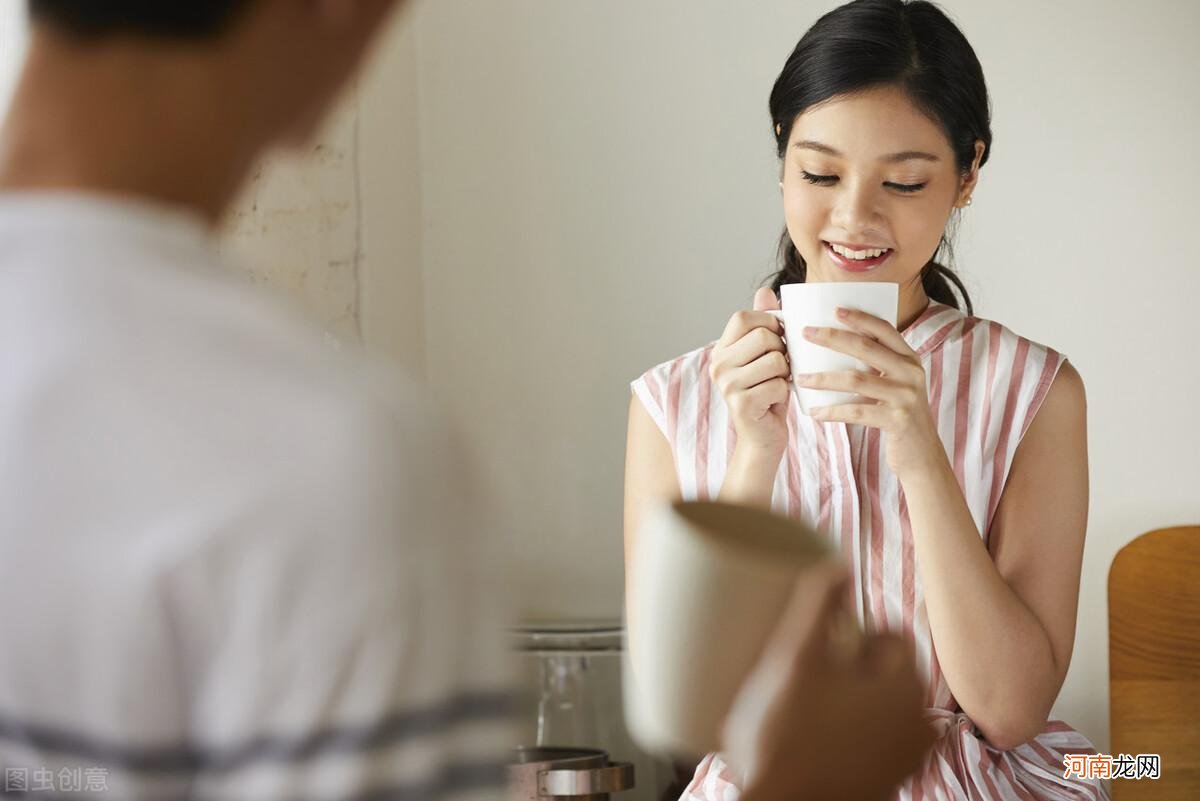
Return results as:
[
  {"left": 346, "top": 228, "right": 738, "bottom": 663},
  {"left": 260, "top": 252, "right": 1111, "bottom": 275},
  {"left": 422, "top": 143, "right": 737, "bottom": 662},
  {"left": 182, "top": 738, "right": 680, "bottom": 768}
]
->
[
  {"left": 159, "top": 276, "right": 454, "bottom": 494},
  {"left": 1, "top": 224, "right": 456, "bottom": 524}
]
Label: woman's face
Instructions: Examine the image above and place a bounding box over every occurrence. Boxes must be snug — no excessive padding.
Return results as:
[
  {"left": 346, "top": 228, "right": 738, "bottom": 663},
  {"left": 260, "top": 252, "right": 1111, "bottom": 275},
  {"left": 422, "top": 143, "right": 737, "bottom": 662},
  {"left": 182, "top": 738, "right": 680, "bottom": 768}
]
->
[{"left": 781, "top": 84, "right": 982, "bottom": 313}]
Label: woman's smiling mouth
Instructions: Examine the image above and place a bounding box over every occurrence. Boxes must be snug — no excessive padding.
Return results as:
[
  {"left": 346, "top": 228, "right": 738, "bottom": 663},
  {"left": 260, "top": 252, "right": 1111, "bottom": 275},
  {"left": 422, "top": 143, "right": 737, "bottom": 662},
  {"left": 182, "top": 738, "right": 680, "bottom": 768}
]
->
[{"left": 823, "top": 240, "right": 893, "bottom": 272}]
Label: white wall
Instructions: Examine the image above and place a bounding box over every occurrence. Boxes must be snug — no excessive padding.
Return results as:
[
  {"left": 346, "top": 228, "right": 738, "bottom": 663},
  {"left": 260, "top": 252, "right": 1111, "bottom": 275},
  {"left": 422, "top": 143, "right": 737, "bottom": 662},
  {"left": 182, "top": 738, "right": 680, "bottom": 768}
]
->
[
  {"left": 0, "top": 2, "right": 28, "bottom": 116},
  {"left": 222, "top": 8, "right": 428, "bottom": 374},
  {"left": 221, "top": 99, "right": 364, "bottom": 343},
  {"left": 359, "top": 10, "right": 427, "bottom": 378},
  {"left": 397, "top": 1, "right": 787, "bottom": 621},
  {"left": 357, "top": 0, "right": 1200, "bottom": 752}
]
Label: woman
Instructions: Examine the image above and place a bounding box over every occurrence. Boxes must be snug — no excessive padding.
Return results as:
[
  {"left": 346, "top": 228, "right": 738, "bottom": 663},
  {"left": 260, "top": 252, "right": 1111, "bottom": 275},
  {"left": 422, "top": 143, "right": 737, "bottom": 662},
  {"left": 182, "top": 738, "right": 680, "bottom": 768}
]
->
[{"left": 622, "top": 1, "right": 1108, "bottom": 799}]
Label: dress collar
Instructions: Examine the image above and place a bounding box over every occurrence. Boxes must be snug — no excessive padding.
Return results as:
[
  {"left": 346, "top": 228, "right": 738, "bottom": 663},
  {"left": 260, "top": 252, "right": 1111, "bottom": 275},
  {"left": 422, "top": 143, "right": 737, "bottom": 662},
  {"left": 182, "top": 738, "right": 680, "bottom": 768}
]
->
[{"left": 900, "top": 300, "right": 968, "bottom": 357}]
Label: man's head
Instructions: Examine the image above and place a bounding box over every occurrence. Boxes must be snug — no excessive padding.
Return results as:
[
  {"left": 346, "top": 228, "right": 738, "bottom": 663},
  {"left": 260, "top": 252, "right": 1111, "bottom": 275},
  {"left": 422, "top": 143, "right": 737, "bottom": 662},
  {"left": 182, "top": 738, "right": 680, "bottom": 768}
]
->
[
  {"left": 23, "top": 0, "right": 401, "bottom": 150},
  {"left": 28, "top": 1, "right": 255, "bottom": 40}
]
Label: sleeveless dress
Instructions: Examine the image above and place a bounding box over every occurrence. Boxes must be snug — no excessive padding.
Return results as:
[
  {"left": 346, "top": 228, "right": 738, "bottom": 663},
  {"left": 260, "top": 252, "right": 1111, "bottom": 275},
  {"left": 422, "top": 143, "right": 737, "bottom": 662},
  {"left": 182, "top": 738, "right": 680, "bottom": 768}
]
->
[{"left": 630, "top": 300, "right": 1109, "bottom": 801}]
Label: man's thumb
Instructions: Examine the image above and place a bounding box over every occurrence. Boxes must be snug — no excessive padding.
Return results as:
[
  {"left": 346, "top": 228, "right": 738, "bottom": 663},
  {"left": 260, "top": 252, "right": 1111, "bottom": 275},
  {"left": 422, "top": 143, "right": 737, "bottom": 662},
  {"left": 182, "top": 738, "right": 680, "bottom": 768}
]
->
[
  {"left": 763, "top": 561, "right": 851, "bottom": 673},
  {"left": 753, "top": 286, "right": 780, "bottom": 312}
]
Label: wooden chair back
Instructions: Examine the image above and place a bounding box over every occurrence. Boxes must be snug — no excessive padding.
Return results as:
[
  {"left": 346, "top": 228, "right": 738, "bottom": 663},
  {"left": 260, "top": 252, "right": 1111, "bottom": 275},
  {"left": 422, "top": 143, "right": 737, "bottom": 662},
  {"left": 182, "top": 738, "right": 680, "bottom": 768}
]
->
[{"left": 1109, "top": 526, "right": 1200, "bottom": 800}]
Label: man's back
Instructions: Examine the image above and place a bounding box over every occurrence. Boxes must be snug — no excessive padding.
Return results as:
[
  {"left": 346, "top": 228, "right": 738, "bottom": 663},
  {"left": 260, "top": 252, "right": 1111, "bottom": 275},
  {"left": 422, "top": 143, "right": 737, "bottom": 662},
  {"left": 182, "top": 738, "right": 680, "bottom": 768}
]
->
[{"left": 0, "top": 193, "right": 515, "bottom": 800}]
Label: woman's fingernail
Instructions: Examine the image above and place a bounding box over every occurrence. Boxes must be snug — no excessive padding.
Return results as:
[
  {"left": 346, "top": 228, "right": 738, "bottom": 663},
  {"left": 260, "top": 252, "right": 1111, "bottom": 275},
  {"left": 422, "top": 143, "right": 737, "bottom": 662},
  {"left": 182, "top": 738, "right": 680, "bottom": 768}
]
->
[
  {"left": 803, "top": 326, "right": 818, "bottom": 337},
  {"left": 836, "top": 306, "right": 850, "bottom": 319}
]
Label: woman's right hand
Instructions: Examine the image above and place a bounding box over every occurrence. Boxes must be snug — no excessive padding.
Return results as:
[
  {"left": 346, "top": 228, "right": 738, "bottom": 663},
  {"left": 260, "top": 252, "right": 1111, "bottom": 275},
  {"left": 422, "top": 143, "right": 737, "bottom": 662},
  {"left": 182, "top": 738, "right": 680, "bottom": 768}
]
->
[{"left": 711, "top": 287, "right": 792, "bottom": 457}]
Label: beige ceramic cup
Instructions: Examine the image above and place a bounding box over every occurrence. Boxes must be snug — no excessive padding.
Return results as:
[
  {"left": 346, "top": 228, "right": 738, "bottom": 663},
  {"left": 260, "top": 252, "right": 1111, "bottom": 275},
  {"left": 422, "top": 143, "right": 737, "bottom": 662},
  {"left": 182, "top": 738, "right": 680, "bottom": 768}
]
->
[{"left": 623, "top": 499, "right": 842, "bottom": 758}]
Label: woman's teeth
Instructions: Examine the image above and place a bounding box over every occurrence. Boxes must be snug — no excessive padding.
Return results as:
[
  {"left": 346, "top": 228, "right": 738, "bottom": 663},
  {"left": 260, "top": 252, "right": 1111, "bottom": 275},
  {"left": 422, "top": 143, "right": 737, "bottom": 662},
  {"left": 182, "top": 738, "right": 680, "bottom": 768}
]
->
[{"left": 829, "top": 243, "right": 889, "bottom": 260}]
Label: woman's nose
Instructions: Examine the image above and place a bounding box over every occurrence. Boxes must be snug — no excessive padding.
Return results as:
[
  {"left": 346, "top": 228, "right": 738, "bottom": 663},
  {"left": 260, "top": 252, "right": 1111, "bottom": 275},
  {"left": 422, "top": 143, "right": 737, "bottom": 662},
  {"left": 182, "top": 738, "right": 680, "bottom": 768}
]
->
[{"left": 830, "top": 182, "right": 880, "bottom": 234}]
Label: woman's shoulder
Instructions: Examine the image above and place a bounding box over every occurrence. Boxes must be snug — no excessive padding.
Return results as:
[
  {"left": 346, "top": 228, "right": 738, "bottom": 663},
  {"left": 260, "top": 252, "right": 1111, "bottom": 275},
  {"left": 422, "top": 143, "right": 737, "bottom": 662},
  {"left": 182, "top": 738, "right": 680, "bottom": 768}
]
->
[
  {"left": 632, "top": 341, "right": 719, "bottom": 391},
  {"left": 933, "top": 309, "right": 1076, "bottom": 440},
  {"left": 629, "top": 341, "right": 720, "bottom": 437},
  {"left": 912, "top": 302, "right": 1066, "bottom": 365},
  {"left": 967, "top": 314, "right": 1065, "bottom": 369}
]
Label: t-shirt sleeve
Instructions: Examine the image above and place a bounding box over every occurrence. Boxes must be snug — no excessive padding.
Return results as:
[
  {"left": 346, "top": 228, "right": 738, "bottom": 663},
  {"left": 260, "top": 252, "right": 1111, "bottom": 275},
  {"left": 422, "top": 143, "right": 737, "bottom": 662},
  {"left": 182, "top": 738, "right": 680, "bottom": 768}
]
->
[
  {"left": 166, "top": 392, "right": 520, "bottom": 801},
  {"left": 1016, "top": 347, "right": 1067, "bottom": 445},
  {"left": 630, "top": 360, "right": 673, "bottom": 441},
  {"left": 983, "top": 338, "right": 1071, "bottom": 545}
]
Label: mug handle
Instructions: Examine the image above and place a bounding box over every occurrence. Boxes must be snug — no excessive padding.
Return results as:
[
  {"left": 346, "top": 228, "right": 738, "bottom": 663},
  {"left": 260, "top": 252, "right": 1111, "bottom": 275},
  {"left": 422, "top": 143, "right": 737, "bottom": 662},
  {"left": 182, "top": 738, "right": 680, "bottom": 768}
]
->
[{"left": 765, "top": 309, "right": 786, "bottom": 341}]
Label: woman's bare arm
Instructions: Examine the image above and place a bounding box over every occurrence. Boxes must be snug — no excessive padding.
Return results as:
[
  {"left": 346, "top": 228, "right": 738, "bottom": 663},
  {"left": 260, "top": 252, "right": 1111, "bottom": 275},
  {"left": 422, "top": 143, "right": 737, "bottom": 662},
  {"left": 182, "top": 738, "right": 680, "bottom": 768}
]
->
[
  {"left": 903, "top": 361, "right": 1088, "bottom": 749},
  {"left": 623, "top": 394, "right": 681, "bottom": 576}
]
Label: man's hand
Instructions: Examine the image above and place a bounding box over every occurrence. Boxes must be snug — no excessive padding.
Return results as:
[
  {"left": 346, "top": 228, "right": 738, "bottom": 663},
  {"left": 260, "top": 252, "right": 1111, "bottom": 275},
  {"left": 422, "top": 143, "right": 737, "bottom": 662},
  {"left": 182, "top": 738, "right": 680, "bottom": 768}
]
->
[{"left": 722, "top": 563, "right": 934, "bottom": 801}]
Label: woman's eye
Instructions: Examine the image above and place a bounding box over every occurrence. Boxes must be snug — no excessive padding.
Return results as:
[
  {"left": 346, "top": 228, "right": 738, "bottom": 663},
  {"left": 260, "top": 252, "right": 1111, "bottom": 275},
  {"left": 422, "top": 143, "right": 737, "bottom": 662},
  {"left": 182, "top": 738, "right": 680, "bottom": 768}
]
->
[
  {"left": 800, "top": 170, "right": 836, "bottom": 186},
  {"left": 886, "top": 181, "right": 927, "bottom": 193},
  {"left": 799, "top": 170, "right": 926, "bottom": 194}
]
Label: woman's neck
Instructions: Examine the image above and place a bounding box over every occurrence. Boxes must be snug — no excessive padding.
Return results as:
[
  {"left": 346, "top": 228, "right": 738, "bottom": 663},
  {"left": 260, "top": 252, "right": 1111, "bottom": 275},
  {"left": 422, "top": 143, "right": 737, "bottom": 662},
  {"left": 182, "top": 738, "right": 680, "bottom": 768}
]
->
[{"left": 898, "top": 284, "right": 932, "bottom": 332}]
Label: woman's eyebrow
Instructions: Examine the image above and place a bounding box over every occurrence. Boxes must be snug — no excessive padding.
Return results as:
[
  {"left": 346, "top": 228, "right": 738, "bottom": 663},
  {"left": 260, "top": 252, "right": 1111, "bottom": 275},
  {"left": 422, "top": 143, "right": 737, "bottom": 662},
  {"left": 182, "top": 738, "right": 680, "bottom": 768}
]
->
[{"left": 792, "top": 139, "right": 940, "bottom": 163}]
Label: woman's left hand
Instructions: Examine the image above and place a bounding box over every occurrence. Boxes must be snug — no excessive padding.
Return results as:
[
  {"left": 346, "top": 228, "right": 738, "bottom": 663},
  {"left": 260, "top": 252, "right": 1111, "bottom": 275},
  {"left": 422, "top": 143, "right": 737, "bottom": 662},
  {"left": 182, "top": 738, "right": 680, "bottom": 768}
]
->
[{"left": 795, "top": 306, "right": 947, "bottom": 478}]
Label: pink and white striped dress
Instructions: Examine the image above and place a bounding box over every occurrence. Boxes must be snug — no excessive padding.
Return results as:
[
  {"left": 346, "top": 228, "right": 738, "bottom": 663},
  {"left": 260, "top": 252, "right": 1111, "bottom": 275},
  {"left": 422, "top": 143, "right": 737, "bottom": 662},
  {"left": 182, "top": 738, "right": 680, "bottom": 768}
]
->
[{"left": 631, "top": 300, "right": 1109, "bottom": 801}]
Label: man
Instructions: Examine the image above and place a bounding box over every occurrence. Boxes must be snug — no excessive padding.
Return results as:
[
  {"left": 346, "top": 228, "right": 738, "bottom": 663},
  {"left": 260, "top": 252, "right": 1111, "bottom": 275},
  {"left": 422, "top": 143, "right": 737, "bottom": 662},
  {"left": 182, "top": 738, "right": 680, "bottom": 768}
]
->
[{"left": 0, "top": 2, "right": 931, "bottom": 800}]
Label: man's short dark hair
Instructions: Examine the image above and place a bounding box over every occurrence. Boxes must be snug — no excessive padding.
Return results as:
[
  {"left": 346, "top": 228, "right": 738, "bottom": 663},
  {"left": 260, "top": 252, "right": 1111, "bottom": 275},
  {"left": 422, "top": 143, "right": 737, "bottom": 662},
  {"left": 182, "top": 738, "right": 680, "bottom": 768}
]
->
[{"left": 28, "top": 0, "right": 256, "bottom": 39}]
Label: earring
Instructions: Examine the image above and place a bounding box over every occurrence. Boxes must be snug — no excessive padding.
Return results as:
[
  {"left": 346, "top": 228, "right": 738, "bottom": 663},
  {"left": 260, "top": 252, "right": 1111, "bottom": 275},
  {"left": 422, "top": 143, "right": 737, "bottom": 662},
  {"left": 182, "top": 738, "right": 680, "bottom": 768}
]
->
[
  {"left": 775, "top": 122, "right": 782, "bottom": 137},
  {"left": 778, "top": 181, "right": 784, "bottom": 191},
  {"left": 966, "top": 197, "right": 973, "bottom": 206}
]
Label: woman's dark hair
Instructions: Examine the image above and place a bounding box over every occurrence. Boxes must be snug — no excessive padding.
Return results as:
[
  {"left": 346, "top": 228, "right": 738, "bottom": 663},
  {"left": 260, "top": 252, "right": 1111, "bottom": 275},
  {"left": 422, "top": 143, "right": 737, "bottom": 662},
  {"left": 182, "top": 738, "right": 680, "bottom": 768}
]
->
[
  {"left": 29, "top": 0, "right": 257, "bottom": 39},
  {"left": 768, "top": 0, "right": 991, "bottom": 315}
]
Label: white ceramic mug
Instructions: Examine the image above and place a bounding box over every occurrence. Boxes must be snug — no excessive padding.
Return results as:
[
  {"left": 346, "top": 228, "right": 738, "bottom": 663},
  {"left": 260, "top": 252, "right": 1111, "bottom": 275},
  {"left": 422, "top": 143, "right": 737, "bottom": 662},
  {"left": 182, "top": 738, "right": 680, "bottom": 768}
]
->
[
  {"left": 767, "top": 282, "right": 899, "bottom": 415},
  {"left": 623, "top": 499, "right": 838, "bottom": 759}
]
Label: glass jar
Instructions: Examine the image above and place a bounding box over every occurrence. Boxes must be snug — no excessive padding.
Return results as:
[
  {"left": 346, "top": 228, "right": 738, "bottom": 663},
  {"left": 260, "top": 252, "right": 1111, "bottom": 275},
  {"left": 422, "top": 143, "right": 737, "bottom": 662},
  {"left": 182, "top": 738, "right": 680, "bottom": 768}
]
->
[{"left": 511, "top": 620, "right": 678, "bottom": 801}]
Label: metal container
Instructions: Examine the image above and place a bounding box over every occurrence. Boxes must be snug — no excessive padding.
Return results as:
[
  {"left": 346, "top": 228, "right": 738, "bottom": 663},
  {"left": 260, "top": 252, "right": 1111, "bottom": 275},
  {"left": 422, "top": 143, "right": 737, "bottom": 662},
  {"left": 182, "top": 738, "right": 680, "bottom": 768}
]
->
[
  {"left": 508, "top": 746, "right": 634, "bottom": 801},
  {"left": 511, "top": 621, "right": 675, "bottom": 801}
]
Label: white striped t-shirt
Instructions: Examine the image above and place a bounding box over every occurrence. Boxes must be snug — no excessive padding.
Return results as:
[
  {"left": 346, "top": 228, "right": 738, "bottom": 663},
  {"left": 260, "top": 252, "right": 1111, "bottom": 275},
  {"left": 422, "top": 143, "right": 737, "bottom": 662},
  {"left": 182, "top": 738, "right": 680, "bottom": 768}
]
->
[{"left": 0, "top": 193, "right": 518, "bottom": 801}]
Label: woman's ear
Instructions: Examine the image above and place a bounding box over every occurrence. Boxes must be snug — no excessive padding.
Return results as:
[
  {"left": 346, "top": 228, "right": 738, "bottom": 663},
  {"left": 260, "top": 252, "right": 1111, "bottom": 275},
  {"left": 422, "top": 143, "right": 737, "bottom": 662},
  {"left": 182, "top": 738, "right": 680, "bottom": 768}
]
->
[
  {"left": 970, "top": 139, "right": 985, "bottom": 175},
  {"left": 958, "top": 139, "right": 985, "bottom": 205}
]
